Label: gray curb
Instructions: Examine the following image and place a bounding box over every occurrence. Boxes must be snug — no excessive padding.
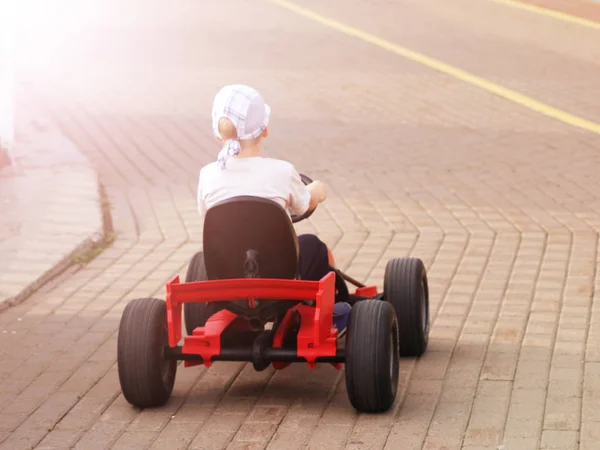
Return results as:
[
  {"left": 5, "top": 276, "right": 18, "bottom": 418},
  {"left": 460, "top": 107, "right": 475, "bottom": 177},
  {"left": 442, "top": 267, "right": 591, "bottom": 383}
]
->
[{"left": 0, "top": 178, "right": 113, "bottom": 313}]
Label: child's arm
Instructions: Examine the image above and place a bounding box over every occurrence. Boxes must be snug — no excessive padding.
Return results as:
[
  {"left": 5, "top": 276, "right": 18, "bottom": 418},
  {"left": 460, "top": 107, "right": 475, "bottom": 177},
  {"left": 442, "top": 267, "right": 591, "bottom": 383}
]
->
[
  {"left": 306, "top": 180, "right": 327, "bottom": 211},
  {"left": 289, "top": 169, "right": 326, "bottom": 216}
]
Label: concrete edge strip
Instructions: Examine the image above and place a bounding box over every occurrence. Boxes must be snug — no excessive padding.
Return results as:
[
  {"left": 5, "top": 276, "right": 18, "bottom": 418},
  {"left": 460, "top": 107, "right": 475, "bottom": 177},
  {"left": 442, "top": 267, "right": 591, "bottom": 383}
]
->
[{"left": 0, "top": 176, "right": 113, "bottom": 313}]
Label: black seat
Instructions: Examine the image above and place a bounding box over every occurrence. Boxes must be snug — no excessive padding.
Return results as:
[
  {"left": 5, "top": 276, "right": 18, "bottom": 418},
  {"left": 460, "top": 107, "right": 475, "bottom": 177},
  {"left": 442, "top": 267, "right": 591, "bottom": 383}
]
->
[{"left": 203, "top": 196, "right": 299, "bottom": 281}]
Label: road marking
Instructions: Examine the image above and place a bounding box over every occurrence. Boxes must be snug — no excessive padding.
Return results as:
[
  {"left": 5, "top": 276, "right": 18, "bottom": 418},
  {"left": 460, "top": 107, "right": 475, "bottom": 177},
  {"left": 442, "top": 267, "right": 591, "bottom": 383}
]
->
[
  {"left": 267, "top": 0, "right": 600, "bottom": 136},
  {"left": 485, "top": 0, "right": 600, "bottom": 30}
]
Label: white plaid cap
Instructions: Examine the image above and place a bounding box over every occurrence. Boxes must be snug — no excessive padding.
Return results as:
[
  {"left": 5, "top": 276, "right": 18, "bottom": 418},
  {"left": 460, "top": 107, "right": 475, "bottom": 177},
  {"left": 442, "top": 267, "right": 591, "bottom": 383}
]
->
[{"left": 212, "top": 85, "right": 271, "bottom": 141}]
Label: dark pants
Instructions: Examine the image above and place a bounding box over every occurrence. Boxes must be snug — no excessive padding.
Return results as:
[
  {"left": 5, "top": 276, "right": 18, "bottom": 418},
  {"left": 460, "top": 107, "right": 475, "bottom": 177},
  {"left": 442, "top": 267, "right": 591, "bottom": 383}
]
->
[
  {"left": 298, "top": 234, "right": 349, "bottom": 302},
  {"left": 298, "top": 234, "right": 330, "bottom": 281}
]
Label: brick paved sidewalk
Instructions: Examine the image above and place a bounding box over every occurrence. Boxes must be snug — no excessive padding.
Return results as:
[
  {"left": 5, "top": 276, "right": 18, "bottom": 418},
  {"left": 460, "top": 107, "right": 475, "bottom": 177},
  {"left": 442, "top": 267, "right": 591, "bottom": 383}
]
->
[{"left": 0, "top": 105, "right": 106, "bottom": 311}]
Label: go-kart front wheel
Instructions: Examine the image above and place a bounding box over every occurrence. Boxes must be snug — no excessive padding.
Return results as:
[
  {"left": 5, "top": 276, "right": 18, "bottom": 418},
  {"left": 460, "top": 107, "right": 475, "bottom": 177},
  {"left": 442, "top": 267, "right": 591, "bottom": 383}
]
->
[
  {"left": 117, "top": 298, "right": 176, "bottom": 408},
  {"left": 345, "top": 299, "right": 399, "bottom": 413},
  {"left": 384, "top": 257, "right": 430, "bottom": 357}
]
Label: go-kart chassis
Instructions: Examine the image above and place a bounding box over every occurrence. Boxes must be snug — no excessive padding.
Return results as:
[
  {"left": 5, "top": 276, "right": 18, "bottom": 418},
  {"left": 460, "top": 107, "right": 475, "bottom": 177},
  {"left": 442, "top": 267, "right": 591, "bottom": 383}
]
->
[{"left": 163, "top": 271, "right": 378, "bottom": 369}]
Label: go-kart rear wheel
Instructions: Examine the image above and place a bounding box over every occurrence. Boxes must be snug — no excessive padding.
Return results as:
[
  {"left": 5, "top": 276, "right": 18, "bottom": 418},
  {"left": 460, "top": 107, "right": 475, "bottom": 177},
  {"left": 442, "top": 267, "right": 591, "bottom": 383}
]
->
[
  {"left": 117, "top": 298, "right": 176, "bottom": 408},
  {"left": 184, "top": 251, "right": 211, "bottom": 335},
  {"left": 384, "top": 257, "right": 429, "bottom": 357},
  {"left": 345, "top": 299, "right": 399, "bottom": 413}
]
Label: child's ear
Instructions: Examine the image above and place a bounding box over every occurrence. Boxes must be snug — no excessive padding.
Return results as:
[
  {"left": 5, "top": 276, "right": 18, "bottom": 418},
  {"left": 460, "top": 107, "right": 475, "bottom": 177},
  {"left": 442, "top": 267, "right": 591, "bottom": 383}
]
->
[{"left": 262, "top": 127, "right": 269, "bottom": 138}]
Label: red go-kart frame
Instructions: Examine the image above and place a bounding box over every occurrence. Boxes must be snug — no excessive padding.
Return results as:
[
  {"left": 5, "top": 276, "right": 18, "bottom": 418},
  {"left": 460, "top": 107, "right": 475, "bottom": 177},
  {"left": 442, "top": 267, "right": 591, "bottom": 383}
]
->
[{"left": 165, "top": 271, "right": 378, "bottom": 369}]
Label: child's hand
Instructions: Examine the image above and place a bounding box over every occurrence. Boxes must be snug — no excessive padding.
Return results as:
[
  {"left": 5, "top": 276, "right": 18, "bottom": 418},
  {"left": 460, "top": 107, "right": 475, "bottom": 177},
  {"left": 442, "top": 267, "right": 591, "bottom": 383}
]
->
[{"left": 308, "top": 180, "right": 327, "bottom": 204}]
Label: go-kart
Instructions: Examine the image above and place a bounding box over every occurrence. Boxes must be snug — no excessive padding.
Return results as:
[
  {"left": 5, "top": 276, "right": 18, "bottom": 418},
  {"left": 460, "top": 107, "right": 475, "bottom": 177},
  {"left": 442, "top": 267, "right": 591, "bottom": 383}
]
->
[{"left": 117, "top": 174, "right": 430, "bottom": 413}]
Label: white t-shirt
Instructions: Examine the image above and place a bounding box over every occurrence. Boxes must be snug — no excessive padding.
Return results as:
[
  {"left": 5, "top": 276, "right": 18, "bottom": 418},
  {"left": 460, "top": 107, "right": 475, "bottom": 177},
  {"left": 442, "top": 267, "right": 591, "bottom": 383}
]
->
[{"left": 197, "top": 157, "right": 311, "bottom": 217}]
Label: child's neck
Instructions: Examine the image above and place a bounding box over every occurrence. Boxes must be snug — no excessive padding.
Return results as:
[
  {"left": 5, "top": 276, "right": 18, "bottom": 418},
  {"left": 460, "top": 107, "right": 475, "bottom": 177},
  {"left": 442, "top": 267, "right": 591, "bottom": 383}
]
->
[{"left": 238, "top": 144, "right": 261, "bottom": 158}]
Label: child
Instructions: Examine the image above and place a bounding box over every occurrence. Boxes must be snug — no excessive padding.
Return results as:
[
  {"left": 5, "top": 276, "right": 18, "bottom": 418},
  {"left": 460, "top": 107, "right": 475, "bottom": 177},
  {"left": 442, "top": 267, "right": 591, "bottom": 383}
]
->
[{"left": 197, "top": 84, "right": 351, "bottom": 336}]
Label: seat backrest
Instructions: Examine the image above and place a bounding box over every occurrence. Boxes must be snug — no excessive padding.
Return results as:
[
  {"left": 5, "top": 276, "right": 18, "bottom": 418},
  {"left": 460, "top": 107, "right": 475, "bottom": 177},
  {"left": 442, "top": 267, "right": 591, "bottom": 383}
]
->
[{"left": 203, "top": 196, "right": 299, "bottom": 280}]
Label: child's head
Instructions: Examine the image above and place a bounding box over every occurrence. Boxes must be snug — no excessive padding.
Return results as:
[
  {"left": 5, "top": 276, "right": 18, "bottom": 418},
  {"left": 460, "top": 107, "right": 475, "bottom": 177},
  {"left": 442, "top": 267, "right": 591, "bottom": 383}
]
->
[
  {"left": 212, "top": 85, "right": 270, "bottom": 169},
  {"left": 216, "top": 117, "right": 268, "bottom": 146}
]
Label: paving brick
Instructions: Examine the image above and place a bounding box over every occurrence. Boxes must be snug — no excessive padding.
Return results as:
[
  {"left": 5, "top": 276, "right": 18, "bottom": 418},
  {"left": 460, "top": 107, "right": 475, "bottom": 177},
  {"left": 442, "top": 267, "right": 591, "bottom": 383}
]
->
[
  {"left": 213, "top": 396, "right": 257, "bottom": 417},
  {"left": 18, "top": 392, "right": 79, "bottom": 434},
  {"left": 245, "top": 405, "right": 287, "bottom": 424},
  {"left": 234, "top": 422, "right": 278, "bottom": 443},
  {"left": 345, "top": 424, "right": 391, "bottom": 450},
  {"left": 148, "top": 421, "right": 201, "bottom": 450},
  {"left": 111, "top": 431, "right": 160, "bottom": 450},
  {"left": 463, "top": 381, "right": 511, "bottom": 447},
  {"left": 226, "top": 442, "right": 266, "bottom": 450},
  {"left": 384, "top": 393, "right": 438, "bottom": 450},
  {"left": 71, "top": 420, "right": 128, "bottom": 450},
  {"left": 313, "top": 392, "right": 357, "bottom": 427},
  {"left": 548, "top": 366, "right": 583, "bottom": 398},
  {"left": 582, "top": 362, "right": 600, "bottom": 426},
  {"left": 0, "top": 414, "right": 28, "bottom": 433},
  {"left": 500, "top": 436, "right": 541, "bottom": 450},
  {"left": 55, "top": 394, "right": 117, "bottom": 432},
  {"left": 306, "top": 424, "right": 350, "bottom": 450},
  {"left": 58, "top": 360, "right": 113, "bottom": 397},
  {"left": 540, "top": 429, "right": 579, "bottom": 450},
  {"left": 0, "top": 426, "right": 47, "bottom": 450},
  {"left": 35, "top": 429, "right": 82, "bottom": 450},
  {"left": 503, "top": 388, "right": 546, "bottom": 441},
  {"left": 514, "top": 357, "right": 551, "bottom": 390},
  {"left": 580, "top": 420, "right": 600, "bottom": 450},
  {"left": 421, "top": 400, "right": 471, "bottom": 449},
  {"left": 188, "top": 413, "right": 246, "bottom": 450},
  {"left": 543, "top": 395, "right": 581, "bottom": 431},
  {"left": 480, "top": 350, "right": 519, "bottom": 381}
]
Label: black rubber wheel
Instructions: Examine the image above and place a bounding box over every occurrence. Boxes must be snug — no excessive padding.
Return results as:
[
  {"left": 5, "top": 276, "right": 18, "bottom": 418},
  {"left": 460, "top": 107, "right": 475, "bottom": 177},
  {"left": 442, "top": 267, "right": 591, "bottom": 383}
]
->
[
  {"left": 117, "top": 298, "right": 176, "bottom": 408},
  {"left": 183, "top": 251, "right": 211, "bottom": 335},
  {"left": 345, "top": 299, "right": 400, "bottom": 413},
  {"left": 384, "top": 257, "right": 430, "bottom": 357}
]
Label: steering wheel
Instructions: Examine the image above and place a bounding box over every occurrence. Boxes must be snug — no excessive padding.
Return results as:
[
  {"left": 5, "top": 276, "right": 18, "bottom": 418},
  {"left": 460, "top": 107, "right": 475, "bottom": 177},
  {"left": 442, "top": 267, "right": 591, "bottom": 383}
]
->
[{"left": 291, "top": 173, "right": 315, "bottom": 223}]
